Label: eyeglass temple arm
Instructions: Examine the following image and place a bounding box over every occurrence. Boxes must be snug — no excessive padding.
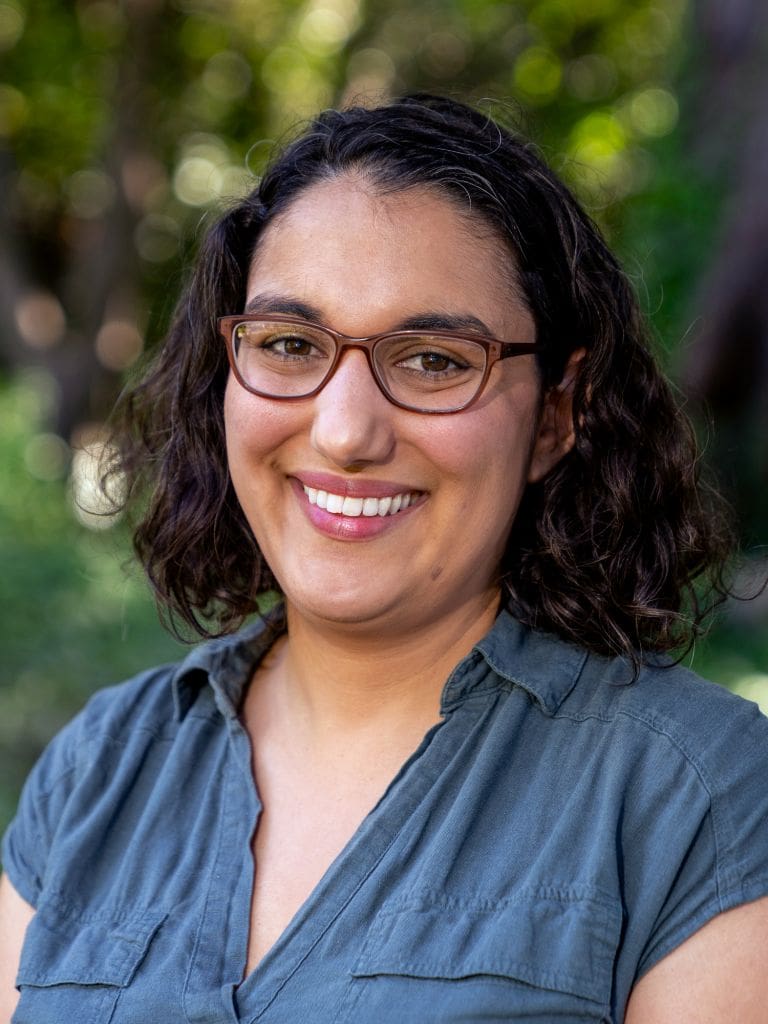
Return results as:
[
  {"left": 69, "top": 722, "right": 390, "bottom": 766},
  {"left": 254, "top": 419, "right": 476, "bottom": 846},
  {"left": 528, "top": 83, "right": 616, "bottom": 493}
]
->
[{"left": 499, "top": 342, "right": 539, "bottom": 358}]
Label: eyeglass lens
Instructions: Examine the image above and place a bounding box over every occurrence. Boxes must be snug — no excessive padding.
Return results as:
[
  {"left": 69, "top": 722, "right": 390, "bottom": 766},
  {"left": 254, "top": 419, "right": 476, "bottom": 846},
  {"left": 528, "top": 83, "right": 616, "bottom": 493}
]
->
[{"left": 232, "top": 320, "right": 488, "bottom": 411}]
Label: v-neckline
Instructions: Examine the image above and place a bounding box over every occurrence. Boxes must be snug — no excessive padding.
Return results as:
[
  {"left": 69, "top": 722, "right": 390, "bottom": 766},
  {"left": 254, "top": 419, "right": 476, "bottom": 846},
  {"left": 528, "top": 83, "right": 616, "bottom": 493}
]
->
[{"left": 233, "top": 713, "right": 448, "bottom": 1018}]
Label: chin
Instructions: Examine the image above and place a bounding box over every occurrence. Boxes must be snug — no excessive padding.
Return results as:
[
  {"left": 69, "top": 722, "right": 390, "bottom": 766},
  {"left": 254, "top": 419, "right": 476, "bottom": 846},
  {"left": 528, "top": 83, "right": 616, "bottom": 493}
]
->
[{"left": 282, "top": 579, "right": 407, "bottom": 631}]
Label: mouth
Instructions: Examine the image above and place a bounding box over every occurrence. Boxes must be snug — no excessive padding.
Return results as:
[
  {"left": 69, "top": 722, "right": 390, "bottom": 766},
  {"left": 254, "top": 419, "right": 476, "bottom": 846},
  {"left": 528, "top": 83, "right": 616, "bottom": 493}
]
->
[{"left": 302, "top": 485, "right": 422, "bottom": 518}]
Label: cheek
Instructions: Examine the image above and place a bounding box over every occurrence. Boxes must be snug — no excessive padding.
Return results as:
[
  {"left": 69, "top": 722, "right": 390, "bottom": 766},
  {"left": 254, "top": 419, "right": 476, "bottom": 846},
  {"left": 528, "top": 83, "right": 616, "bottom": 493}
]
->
[
  {"left": 223, "top": 376, "right": 299, "bottom": 472},
  {"left": 423, "top": 392, "right": 540, "bottom": 499}
]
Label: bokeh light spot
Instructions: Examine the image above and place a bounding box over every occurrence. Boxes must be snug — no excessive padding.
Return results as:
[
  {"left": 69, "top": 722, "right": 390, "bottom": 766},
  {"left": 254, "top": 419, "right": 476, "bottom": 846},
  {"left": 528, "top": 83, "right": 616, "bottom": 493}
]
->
[
  {"left": 69, "top": 431, "right": 124, "bottom": 531},
  {"left": 23, "top": 433, "right": 70, "bottom": 482},
  {"left": 623, "top": 7, "right": 673, "bottom": 57},
  {"left": 566, "top": 110, "right": 635, "bottom": 204},
  {"left": 203, "top": 50, "right": 252, "bottom": 101},
  {"left": 261, "top": 45, "right": 310, "bottom": 93},
  {"left": 627, "top": 87, "right": 678, "bottom": 137},
  {"left": 94, "top": 319, "right": 144, "bottom": 371},
  {"left": 420, "top": 31, "right": 469, "bottom": 79},
  {"left": 65, "top": 168, "right": 116, "bottom": 219},
  {"left": 172, "top": 136, "right": 226, "bottom": 203},
  {"left": 15, "top": 292, "right": 66, "bottom": 349},
  {"left": 173, "top": 156, "right": 220, "bottom": 206},
  {"left": 569, "top": 109, "right": 628, "bottom": 160},
  {"left": 343, "top": 48, "right": 396, "bottom": 99},
  {"left": 298, "top": 7, "right": 350, "bottom": 55},
  {"left": 513, "top": 47, "right": 562, "bottom": 103},
  {"left": 0, "top": 0, "right": 24, "bottom": 51}
]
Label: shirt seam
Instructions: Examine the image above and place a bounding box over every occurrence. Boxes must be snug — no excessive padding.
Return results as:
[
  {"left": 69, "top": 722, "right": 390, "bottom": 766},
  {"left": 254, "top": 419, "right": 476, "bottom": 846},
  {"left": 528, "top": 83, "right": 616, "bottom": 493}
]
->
[
  {"left": 635, "top": 874, "right": 768, "bottom": 981},
  {"left": 551, "top": 706, "right": 739, "bottom": 904}
]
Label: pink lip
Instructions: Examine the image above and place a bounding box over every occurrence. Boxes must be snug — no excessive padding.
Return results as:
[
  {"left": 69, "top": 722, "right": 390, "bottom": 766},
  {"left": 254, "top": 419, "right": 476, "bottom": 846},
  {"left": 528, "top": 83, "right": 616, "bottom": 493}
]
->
[
  {"left": 289, "top": 476, "right": 425, "bottom": 541},
  {"left": 293, "top": 471, "right": 421, "bottom": 500}
]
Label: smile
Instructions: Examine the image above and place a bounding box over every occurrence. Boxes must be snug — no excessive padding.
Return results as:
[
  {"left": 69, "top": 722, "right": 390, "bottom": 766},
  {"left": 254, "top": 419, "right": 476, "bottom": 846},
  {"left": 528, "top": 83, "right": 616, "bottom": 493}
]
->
[{"left": 302, "top": 485, "right": 420, "bottom": 517}]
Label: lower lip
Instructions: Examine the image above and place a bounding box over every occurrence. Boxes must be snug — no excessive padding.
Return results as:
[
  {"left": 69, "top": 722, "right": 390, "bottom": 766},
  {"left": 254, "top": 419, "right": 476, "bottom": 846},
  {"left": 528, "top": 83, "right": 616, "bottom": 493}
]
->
[{"left": 291, "top": 480, "right": 423, "bottom": 541}]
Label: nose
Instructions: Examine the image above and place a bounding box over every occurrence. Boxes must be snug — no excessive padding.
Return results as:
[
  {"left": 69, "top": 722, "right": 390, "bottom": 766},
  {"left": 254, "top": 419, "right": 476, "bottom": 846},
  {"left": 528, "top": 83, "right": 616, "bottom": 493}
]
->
[{"left": 310, "top": 349, "right": 396, "bottom": 468}]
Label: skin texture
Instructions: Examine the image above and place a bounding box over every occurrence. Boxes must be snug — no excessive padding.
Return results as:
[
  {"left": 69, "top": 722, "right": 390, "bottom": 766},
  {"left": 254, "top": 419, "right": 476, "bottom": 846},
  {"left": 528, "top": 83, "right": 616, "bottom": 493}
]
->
[
  {"left": 0, "top": 872, "right": 34, "bottom": 1020},
  {"left": 624, "top": 895, "right": 768, "bottom": 1022},
  {"left": 225, "top": 178, "right": 566, "bottom": 643}
]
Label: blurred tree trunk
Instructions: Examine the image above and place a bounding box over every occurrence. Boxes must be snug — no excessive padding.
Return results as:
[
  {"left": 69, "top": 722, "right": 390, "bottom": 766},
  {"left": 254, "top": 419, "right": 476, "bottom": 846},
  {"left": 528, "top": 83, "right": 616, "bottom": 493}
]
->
[
  {"left": 682, "top": 0, "right": 768, "bottom": 540},
  {"left": 3, "top": 0, "right": 169, "bottom": 442},
  {"left": 55, "top": 0, "right": 170, "bottom": 440},
  {"left": 0, "top": 147, "right": 29, "bottom": 370}
]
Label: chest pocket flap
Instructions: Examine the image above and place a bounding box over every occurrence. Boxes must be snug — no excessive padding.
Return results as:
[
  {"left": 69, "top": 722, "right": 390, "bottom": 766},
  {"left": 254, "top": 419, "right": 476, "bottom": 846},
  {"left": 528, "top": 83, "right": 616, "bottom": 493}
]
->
[
  {"left": 352, "top": 885, "right": 621, "bottom": 1011},
  {"left": 17, "top": 896, "right": 166, "bottom": 988}
]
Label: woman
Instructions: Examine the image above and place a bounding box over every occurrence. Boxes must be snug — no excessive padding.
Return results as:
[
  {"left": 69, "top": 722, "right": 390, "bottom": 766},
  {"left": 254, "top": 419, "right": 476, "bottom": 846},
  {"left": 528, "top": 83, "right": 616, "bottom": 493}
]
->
[{"left": 1, "top": 94, "right": 767, "bottom": 1023}]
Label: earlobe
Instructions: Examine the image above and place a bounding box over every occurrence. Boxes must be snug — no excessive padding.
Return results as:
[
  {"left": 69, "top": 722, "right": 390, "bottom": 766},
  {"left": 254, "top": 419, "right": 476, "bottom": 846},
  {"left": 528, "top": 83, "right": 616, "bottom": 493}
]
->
[{"left": 527, "top": 348, "right": 586, "bottom": 483}]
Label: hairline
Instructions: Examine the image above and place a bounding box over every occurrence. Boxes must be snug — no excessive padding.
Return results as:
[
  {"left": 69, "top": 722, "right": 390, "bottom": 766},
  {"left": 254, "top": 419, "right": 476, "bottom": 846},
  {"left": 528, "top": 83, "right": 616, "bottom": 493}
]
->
[{"left": 251, "top": 161, "right": 530, "bottom": 321}]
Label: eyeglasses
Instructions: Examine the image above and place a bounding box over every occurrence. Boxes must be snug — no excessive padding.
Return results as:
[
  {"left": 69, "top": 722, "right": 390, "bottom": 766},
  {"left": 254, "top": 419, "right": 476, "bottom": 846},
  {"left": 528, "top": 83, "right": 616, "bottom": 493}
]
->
[{"left": 219, "top": 314, "right": 538, "bottom": 414}]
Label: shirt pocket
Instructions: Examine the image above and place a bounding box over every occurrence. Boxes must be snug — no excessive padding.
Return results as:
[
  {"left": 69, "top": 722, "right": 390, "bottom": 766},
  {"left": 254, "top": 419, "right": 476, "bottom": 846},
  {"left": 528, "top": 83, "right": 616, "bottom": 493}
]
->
[
  {"left": 341, "top": 886, "right": 621, "bottom": 1024},
  {"left": 13, "top": 896, "right": 166, "bottom": 1024}
]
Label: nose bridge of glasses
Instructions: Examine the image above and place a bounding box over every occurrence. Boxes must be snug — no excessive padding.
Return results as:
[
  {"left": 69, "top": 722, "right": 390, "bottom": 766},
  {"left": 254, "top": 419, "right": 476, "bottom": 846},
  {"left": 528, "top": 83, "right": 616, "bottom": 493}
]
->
[{"left": 325, "top": 338, "right": 385, "bottom": 391}]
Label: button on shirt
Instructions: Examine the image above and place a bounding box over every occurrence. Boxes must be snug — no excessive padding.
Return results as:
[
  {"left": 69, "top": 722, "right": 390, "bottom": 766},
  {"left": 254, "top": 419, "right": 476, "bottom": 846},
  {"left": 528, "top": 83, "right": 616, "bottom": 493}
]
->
[{"left": 4, "top": 609, "right": 768, "bottom": 1023}]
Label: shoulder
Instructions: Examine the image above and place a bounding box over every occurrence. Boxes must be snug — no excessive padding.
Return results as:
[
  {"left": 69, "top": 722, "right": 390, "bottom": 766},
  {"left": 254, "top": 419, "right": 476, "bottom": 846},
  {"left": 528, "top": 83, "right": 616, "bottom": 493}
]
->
[
  {"left": 481, "top": 611, "right": 768, "bottom": 775},
  {"left": 36, "top": 610, "right": 281, "bottom": 769},
  {"left": 483, "top": 613, "right": 768, "bottom": 882},
  {"left": 496, "top": 620, "right": 768, "bottom": 982},
  {"left": 559, "top": 642, "right": 768, "bottom": 971},
  {"left": 77, "top": 661, "right": 183, "bottom": 745},
  {"left": 0, "top": 618, "right": 275, "bottom": 907},
  {"left": 0, "top": 663, "right": 179, "bottom": 906},
  {"left": 563, "top": 648, "right": 768, "bottom": 786}
]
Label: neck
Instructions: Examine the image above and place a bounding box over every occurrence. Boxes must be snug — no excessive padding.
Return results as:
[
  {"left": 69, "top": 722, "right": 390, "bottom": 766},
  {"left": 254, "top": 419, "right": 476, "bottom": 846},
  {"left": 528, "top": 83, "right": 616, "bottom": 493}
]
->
[{"left": 261, "top": 590, "right": 501, "bottom": 738}]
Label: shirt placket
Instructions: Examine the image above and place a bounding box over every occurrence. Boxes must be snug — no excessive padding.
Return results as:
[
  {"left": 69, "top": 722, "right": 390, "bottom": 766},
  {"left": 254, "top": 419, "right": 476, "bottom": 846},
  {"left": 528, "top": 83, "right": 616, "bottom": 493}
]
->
[{"left": 182, "top": 709, "right": 261, "bottom": 1023}]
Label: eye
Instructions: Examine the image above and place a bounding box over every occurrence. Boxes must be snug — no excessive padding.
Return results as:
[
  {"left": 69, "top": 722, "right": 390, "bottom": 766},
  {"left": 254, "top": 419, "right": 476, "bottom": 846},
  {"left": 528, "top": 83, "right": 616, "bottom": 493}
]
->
[
  {"left": 402, "top": 351, "right": 465, "bottom": 374},
  {"left": 391, "top": 339, "right": 481, "bottom": 380},
  {"left": 262, "top": 333, "right": 317, "bottom": 358},
  {"left": 233, "top": 321, "right": 332, "bottom": 362}
]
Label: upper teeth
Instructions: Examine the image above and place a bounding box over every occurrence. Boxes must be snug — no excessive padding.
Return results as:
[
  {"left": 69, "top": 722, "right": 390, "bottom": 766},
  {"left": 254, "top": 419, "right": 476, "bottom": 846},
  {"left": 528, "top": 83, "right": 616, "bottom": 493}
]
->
[{"left": 303, "top": 486, "right": 417, "bottom": 517}]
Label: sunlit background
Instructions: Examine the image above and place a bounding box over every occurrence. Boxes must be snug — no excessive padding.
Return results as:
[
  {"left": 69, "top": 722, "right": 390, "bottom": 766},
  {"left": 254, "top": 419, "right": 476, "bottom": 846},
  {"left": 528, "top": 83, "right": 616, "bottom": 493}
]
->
[{"left": 2, "top": 0, "right": 767, "bottom": 830}]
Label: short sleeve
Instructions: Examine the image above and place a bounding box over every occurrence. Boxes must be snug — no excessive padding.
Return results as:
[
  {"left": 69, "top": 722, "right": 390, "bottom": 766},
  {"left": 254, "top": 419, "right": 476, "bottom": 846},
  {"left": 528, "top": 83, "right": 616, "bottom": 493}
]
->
[
  {"left": 636, "top": 693, "right": 768, "bottom": 977},
  {"left": 1, "top": 712, "right": 86, "bottom": 907}
]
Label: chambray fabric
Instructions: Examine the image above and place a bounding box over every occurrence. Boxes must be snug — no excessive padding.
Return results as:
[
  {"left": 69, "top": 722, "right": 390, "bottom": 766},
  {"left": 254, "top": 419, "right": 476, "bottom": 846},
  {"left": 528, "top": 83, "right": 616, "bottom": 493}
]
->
[{"left": 4, "top": 608, "right": 768, "bottom": 1024}]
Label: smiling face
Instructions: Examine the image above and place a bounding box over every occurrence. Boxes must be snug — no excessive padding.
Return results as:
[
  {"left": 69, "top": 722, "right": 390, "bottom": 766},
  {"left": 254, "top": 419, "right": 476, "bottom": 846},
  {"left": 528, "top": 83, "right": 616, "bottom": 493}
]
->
[{"left": 224, "top": 176, "right": 570, "bottom": 636}]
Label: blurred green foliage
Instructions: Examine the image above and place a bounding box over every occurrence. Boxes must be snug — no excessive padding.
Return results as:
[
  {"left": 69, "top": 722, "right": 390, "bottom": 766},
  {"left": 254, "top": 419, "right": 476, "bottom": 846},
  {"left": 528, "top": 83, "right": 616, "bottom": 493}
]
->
[
  {"left": 2, "top": 0, "right": 704, "bottom": 358},
  {"left": 0, "top": 373, "right": 185, "bottom": 831}
]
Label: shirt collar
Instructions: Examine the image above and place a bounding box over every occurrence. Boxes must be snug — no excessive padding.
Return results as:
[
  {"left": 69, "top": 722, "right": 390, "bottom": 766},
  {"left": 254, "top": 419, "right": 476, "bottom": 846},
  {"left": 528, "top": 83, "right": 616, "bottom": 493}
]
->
[
  {"left": 171, "top": 605, "right": 588, "bottom": 722},
  {"left": 449, "top": 608, "right": 588, "bottom": 714},
  {"left": 171, "top": 604, "right": 286, "bottom": 721}
]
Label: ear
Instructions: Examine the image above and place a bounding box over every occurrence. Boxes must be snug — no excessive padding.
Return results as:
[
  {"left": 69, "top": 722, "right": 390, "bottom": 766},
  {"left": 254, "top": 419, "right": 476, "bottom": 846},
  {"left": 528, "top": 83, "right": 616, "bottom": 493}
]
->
[{"left": 527, "top": 347, "right": 586, "bottom": 484}]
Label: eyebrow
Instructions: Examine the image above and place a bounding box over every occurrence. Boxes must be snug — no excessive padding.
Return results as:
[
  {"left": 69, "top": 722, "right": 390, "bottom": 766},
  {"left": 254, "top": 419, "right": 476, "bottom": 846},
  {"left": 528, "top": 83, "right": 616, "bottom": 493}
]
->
[
  {"left": 245, "top": 294, "right": 324, "bottom": 321},
  {"left": 244, "top": 293, "right": 495, "bottom": 337}
]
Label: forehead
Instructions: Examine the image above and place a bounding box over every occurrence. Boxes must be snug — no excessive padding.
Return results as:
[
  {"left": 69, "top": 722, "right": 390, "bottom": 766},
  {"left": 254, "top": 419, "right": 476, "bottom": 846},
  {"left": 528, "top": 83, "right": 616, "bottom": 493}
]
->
[{"left": 246, "top": 177, "right": 530, "bottom": 338}]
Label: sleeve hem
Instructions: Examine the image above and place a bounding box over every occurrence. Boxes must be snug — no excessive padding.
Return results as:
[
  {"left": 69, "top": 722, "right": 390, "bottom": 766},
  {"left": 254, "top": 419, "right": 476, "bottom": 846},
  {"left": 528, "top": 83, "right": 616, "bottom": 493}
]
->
[
  {"left": 0, "top": 856, "right": 40, "bottom": 910},
  {"left": 635, "top": 878, "right": 768, "bottom": 983}
]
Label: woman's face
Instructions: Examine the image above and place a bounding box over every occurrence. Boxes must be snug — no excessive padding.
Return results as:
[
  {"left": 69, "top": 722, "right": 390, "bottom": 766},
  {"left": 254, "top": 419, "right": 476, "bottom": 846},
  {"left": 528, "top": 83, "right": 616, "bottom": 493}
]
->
[{"left": 224, "top": 177, "right": 571, "bottom": 635}]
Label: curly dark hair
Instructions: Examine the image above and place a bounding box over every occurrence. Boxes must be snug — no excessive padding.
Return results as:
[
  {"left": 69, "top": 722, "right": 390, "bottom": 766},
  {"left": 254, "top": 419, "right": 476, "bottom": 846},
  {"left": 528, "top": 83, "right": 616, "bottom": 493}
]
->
[{"left": 109, "top": 93, "right": 733, "bottom": 664}]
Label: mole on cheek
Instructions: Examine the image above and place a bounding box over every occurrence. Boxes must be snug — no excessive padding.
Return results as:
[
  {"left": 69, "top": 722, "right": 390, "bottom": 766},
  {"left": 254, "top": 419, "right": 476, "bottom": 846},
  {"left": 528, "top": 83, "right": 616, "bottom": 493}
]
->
[{"left": 430, "top": 565, "right": 444, "bottom": 581}]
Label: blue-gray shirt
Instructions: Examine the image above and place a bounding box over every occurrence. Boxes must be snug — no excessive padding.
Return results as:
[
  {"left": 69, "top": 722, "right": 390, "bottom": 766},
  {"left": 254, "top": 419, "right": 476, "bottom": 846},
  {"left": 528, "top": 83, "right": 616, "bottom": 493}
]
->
[{"left": 4, "top": 609, "right": 768, "bottom": 1023}]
